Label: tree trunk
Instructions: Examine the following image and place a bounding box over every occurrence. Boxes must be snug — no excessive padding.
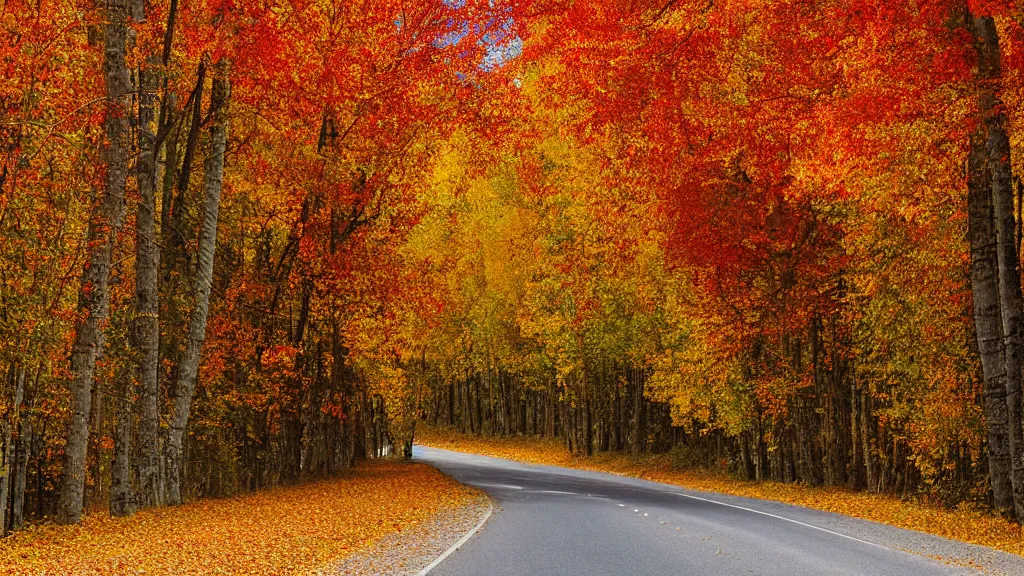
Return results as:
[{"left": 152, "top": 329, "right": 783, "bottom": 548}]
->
[
  {"left": 1, "top": 367, "right": 25, "bottom": 534},
  {"left": 474, "top": 373, "right": 482, "bottom": 435},
  {"left": 447, "top": 381, "right": 454, "bottom": 426},
  {"left": 488, "top": 368, "right": 495, "bottom": 435},
  {"left": 564, "top": 405, "right": 572, "bottom": 451},
  {"left": 58, "top": 0, "right": 133, "bottom": 524},
  {"left": 166, "top": 59, "right": 230, "bottom": 506},
  {"left": 109, "top": 372, "right": 134, "bottom": 517},
  {"left": 502, "top": 373, "right": 512, "bottom": 436},
  {"left": 547, "top": 378, "right": 556, "bottom": 438},
  {"left": 165, "top": 60, "right": 206, "bottom": 278},
  {"left": 849, "top": 372, "right": 863, "bottom": 491},
  {"left": 631, "top": 368, "right": 645, "bottom": 456},
  {"left": 11, "top": 367, "right": 32, "bottom": 531},
  {"left": 135, "top": 51, "right": 163, "bottom": 508},
  {"left": 583, "top": 370, "right": 593, "bottom": 457},
  {"left": 967, "top": 118, "right": 1015, "bottom": 513},
  {"left": 12, "top": 413, "right": 29, "bottom": 530},
  {"left": 612, "top": 375, "right": 621, "bottom": 451},
  {"left": 973, "top": 14, "right": 1024, "bottom": 518}
]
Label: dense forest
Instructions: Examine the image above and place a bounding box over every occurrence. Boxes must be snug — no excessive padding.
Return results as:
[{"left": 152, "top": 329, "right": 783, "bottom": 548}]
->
[{"left": 5, "top": 0, "right": 1024, "bottom": 534}]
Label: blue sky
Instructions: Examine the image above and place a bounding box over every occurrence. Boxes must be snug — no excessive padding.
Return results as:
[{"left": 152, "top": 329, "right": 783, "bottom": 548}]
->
[{"left": 434, "top": 1, "right": 524, "bottom": 71}]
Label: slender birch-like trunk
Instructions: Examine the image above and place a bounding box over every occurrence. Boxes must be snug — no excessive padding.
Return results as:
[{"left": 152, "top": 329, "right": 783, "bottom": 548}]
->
[
  {"left": 165, "top": 59, "right": 230, "bottom": 505},
  {"left": 1, "top": 367, "right": 24, "bottom": 534},
  {"left": 972, "top": 15, "right": 1024, "bottom": 519},
  {"left": 109, "top": 371, "right": 134, "bottom": 517},
  {"left": 11, "top": 376, "right": 31, "bottom": 531},
  {"left": 135, "top": 51, "right": 163, "bottom": 508},
  {"left": 57, "top": 0, "right": 133, "bottom": 524},
  {"left": 967, "top": 120, "right": 1015, "bottom": 514}
]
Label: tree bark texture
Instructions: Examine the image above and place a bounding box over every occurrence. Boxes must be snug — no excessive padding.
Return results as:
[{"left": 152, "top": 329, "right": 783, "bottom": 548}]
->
[
  {"left": 166, "top": 59, "right": 230, "bottom": 506},
  {"left": 58, "top": 0, "right": 133, "bottom": 524},
  {"left": 973, "top": 15, "right": 1024, "bottom": 519},
  {"left": 967, "top": 119, "right": 1015, "bottom": 514}
]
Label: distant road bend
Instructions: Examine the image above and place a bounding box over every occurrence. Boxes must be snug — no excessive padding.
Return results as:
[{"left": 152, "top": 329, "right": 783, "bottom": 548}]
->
[{"left": 415, "top": 446, "right": 1019, "bottom": 576}]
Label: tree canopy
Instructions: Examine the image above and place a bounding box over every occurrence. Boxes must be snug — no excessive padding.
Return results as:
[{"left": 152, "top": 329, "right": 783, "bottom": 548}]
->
[{"left": 3, "top": 0, "right": 1024, "bottom": 529}]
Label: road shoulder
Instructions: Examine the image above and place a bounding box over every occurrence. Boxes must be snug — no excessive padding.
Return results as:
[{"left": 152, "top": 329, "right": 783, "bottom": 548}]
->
[{"left": 330, "top": 491, "right": 493, "bottom": 576}]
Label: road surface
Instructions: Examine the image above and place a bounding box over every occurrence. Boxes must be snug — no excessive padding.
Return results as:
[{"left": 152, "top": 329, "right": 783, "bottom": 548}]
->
[{"left": 414, "top": 446, "right": 1016, "bottom": 576}]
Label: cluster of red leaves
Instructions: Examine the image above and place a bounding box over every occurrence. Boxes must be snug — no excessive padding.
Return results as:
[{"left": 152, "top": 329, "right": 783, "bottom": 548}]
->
[
  {"left": 0, "top": 461, "right": 477, "bottom": 575},
  {"left": 416, "top": 426, "right": 1024, "bottom": 558}
]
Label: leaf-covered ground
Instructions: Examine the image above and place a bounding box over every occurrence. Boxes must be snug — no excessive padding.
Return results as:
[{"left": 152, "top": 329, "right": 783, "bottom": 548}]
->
[
  {"left": 416, "top": 426, "right": 1024, "bottom": 558},
  {"left": 335, "top": 492, "right": 490, "bottom": 575},
  {"left": 0, "top": 461, "right": 478, "bottom": 575}
]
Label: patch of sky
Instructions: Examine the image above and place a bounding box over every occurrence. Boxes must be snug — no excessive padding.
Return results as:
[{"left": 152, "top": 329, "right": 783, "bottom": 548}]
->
[{"left": 436, "top": 0, "right": 523, "bottom": 72}]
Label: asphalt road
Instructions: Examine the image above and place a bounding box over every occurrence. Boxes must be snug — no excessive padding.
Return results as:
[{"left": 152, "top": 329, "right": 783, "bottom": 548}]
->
[{"left": 414, "top": 446, "right": 1007, "bottom": 576}]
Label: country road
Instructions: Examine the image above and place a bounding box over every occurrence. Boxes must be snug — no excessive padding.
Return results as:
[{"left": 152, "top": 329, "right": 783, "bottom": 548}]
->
[{"left": 414, "top": 446, "right": 1022, "bottom": 576}]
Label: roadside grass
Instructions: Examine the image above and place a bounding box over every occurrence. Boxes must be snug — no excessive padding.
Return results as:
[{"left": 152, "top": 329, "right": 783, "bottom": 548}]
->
[
  {"left": 0, "top": 460, "right": 478, "bottom": 575},
  {"left": 416, "top": 425, "right": 1024, "bottom": 558}
]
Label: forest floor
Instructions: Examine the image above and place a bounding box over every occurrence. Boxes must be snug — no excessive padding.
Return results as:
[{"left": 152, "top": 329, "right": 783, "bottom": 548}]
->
[
  {"left": 0, "top": 460, "right": 482, "bottom": 575},
  {"left": 415, "top": 425, "right": 1024, "bottom": 559}
]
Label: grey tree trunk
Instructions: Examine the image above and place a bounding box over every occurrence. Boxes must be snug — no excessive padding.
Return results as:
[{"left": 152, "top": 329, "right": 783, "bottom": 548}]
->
[
  {"left": 109, "top": 372, "right": 134, "bottom": 517},
  {"left": 166, "top": 60, "right": 230, "bottom": 506},
  {"left": 631, "top": 368, "right": 645, "bottom": 456},
  {"left": 12, "top": 393, "right": 30, "bottom": 530},
  {"left": 583, "top": 371, "right": 593, "bottom": 457},
  {"left": 861, "top": 388, "right": 876, "bottom": 491},
  {"left": 57, "top": 0, "right": 133, "bottom": 525},
  {"left": 972, "top": 15, "right": 1024, "bottom": 519},
  {"left": 138, "top": 4, "right": 177, "bottom": 505},
  {"left": 967, "top": 121, "right": 1016, "bottom": 514},
  {"left": 1, "top": 367, "right": 25, "bottom": 534},
  {"left": 0, "top": 418, "right": 8, "bottom": 533},
  {"left": 135, "top": 54, "right": 163, "bottom": 509}
]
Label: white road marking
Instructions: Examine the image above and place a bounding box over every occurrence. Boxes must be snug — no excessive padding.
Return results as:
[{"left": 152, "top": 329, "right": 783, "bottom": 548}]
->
[
  {"left": 418, "top": 502, "right": 494, "bottom": 576},
  {"left": 530, "top": 490, "right": 576, "bottom": 495},
  {"left": 672, "top": 492, "right": 889, "bottom": 550},
  {"left": 476, "top": 483, "right": 523, "bottom": 491}
]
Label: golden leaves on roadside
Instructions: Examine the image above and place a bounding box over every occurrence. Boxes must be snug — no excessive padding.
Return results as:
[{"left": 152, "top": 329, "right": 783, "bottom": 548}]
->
[{"left": 0, "top": 462, "right": 475, "bottom": 576}]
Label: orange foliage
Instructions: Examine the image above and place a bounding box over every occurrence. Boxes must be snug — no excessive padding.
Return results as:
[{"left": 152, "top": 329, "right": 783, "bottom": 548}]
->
[
  {"left": 416, "top": 426, "right": 1024, "bottom": 558},
  {"left": 0, "top": 461, "right": 478, "bottom": 575}
]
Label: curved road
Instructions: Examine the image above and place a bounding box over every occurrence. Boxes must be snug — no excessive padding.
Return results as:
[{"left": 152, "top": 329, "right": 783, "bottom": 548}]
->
[{"left": 414, "top": 446, "right": 1017, "bottom": 576}]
